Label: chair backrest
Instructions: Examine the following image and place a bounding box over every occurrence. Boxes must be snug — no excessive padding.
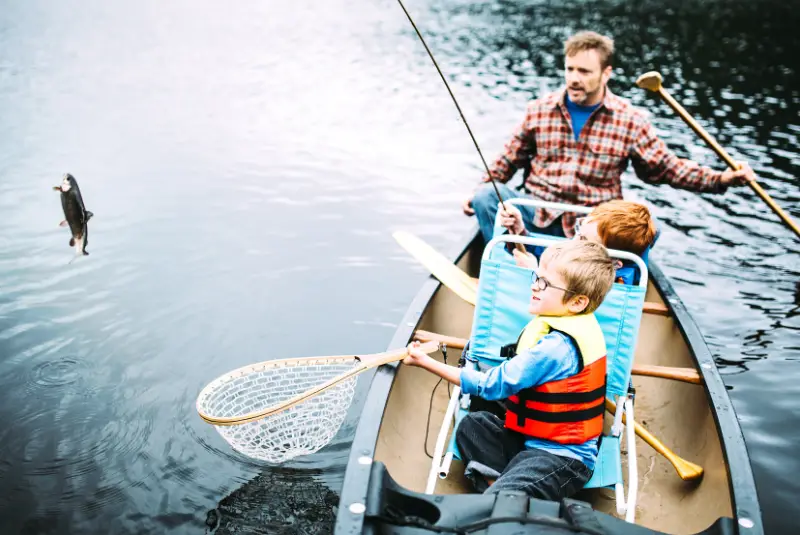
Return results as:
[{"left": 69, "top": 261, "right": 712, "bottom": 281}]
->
[{"left": 466, "top": 234, "right": 647, "bottom": 401}]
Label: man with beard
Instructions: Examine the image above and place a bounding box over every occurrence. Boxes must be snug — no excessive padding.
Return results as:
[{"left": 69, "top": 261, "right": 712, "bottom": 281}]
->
[{"left": 463, "top": 31, "right": 755, "bottom": 242}]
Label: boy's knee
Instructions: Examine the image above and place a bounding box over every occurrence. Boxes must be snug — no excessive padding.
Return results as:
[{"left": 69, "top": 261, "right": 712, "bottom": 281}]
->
[
  {"left": 455, "top": 411, "right": 491, "bottom": 449},
  {"left": 456, "top": 412, "right": 480, "bottom": 440}
]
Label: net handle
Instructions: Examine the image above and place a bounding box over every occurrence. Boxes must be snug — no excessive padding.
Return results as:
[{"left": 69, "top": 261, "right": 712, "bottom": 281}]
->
[{"left": 197, "top": 341, "right": 440, "bottom": 426}]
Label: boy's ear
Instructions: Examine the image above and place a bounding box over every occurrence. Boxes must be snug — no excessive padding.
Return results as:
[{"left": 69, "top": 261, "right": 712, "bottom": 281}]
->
[{"left": 567, "top": 294, "right": 590, "bottom": 314}]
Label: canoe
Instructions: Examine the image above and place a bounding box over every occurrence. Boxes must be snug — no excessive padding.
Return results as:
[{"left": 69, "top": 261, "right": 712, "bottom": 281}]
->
[{"left": 334, "top": 227, "right": 763, "bottom": 535}]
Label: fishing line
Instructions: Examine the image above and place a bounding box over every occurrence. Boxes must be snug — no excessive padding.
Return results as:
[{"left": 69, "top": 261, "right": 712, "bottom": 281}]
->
[{"left": 395, "top": 0, "right": 510, "bottom": 213}]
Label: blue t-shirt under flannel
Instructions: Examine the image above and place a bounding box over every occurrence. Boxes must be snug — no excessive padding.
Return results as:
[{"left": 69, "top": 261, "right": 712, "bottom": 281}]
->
[{"left": 565, "top": 95, "right": 601, "bottom": 140}]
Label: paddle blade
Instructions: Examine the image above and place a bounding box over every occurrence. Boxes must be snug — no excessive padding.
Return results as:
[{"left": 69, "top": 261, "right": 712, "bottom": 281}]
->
[
  {"left": 393, "top": 230, "right": 478, "bottom": 305},
  {"left": 606, "top": 398, "right": 704, "bottom": 481}
]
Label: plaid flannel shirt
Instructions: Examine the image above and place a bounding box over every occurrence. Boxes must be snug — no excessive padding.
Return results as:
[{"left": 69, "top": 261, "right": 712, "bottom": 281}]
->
[{"left": 483, "top": 87, "right": 727, "bottom": 236}]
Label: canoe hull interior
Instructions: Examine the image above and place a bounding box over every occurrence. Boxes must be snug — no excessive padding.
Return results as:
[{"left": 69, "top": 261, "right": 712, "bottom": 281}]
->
[
  {"left": 357, "top": 461, "right": 740, "bottom": 535},
  {"left": 335, "top": 229, "right": 762, "bottom": 535}
]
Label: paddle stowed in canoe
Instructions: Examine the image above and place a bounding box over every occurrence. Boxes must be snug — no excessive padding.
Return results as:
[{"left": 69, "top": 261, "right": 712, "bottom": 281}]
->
[
  {"left": 394, "top": 230, "right": 673, "bottom": 317},
  {"left": 413, "top": 330, "right": 702, "bottom": 385},
  {"left": 335, "top": 228, "right": 763, "bottom": 535}
]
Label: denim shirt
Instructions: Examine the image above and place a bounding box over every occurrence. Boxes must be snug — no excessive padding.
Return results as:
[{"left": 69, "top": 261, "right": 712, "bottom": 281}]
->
[{"left": 460, "top": 331, "right": 599, "bottom": 469}]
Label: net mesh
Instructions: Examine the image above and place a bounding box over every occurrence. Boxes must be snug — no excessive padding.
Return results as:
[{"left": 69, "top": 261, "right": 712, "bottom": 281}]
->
[{"left": 197, "top": 358, "right": 359, "bottom": 463}]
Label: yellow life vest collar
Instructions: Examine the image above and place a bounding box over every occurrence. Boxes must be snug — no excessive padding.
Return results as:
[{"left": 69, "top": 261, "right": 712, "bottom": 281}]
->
[{"left": 515, "top": 314, "right": 606, "bottom": 367}]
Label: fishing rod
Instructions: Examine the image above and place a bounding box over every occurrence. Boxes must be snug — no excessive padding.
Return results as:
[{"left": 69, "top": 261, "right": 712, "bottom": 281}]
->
[{"left": 395, "top": 0, "right": 520, "bottom": 230}]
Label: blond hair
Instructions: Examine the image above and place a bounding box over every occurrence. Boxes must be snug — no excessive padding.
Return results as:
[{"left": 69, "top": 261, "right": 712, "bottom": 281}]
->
[
  {"left": 540, "top": 240, "right": 614, "bottom": 313},
  {"left": 590, "top": 200, "right": 656, "bottom": 256},
  {"left": 564, "top": 31, "right": 615, "bottom": 69}
]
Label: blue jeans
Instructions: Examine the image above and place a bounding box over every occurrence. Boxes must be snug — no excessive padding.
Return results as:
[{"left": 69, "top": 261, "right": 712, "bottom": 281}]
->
[
  {"left": 455, "top": 411, "right": 591, "bottom": 500},
  {"left": 471, "top": 183, "right": 566, "bottom": 243}
]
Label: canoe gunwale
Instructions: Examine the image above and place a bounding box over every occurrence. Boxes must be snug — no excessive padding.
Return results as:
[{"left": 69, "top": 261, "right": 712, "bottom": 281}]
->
[
  {"left": 334, "top": 228, "right": 479, "bottom": 535},
  {"left": 647, "top": 261, "right": 764, "bottom": 534},
  {"left": 334, "top": 226, "right": 763, "bottom": 535}
]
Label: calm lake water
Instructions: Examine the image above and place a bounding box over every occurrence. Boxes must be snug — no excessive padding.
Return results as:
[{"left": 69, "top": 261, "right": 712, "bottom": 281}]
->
[{"left": 0, "top": 0, "right": 797, "bottom": 533}]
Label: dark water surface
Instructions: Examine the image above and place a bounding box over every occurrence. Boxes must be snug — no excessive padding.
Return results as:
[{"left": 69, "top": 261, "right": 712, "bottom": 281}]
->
[{"left": 0, "top": 0, "right": 797, "bottom": 533}]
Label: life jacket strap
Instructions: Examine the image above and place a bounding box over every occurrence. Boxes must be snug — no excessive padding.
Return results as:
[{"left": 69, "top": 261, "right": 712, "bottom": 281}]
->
[
  {"left": 500, "top": 329, "right": 585, "bottom": 373},
  {"left": 507, "top": 400, "right": 605, "bottom": 424},
  {"left": 523, "top": 384, "right": 606, "bottom": 404}
]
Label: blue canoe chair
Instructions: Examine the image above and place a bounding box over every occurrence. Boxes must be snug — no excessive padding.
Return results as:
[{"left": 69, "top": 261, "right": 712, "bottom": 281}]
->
[{"left": 429, "top": 199, "right": 648, "bottom": 523}]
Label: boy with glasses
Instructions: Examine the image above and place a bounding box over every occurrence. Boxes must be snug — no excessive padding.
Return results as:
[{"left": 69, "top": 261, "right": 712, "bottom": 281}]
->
[{"left": 404, "top": 240, "right": 615, "bottom": 500}]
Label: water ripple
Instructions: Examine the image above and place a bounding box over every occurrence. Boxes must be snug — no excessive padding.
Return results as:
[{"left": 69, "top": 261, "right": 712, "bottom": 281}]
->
[
  {"left": 30, "top": 356, "right": 86, "bottom": 388},
  {"left": 0, "top": 0, "right": 797, "bottom": 533}
]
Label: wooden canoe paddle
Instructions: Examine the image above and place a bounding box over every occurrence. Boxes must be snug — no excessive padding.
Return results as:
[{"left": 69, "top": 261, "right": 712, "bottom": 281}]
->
[
  {"left": 394, "top": 231, "right": 672, "bottom": 316},
  {"left": 606, "top": 398, "right": 704, "bottom": 481},
  {"left": 636, "top": 71, "right": 800, "bottom": 239},
  {"left": 412, "top": 329, "right": 705, "bottom": 482},
  {"left": 413, "top": 330, "right": 702, "bottom": 384}
]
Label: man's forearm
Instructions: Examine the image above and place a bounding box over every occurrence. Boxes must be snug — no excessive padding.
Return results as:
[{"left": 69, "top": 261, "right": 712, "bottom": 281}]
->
[
  {"left": 659, "top": 159, "right": 726, "bottom": 193},
  {"left": 632, "top": 122, "right": 727, "bottom": 194}
]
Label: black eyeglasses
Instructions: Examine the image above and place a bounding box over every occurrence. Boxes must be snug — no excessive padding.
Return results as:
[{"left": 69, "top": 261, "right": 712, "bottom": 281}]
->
[{"left": 531, "top": 272, "right": 576, "bottom": 294}]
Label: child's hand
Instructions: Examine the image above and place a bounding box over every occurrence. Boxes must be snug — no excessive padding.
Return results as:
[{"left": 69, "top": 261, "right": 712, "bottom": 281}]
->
[
  {"left": 498, "top": 203, "right": 525, "bottom": 235},
  {"left": 513, "top": 248, "right": 538, "bottom": 269},
  {"left": 404, "top": 341, "right": 432, "bottom": 367}
]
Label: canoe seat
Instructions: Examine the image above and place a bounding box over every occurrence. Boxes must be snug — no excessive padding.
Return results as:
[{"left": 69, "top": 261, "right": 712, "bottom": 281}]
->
[{"left": 429, "top": 231, "right": 647, "bottom": 523}]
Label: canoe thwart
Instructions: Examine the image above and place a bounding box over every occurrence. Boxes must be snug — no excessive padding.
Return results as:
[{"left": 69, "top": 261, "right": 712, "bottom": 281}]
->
[
  {"left": 414, "top": 330, "right": 701, "bottom": 384},
  {"left": 643, "top": 302, "right": 670, "bottom": 316},
  {"left": 415, "top": 329, "right": 467, "bottom": 350},
  {"left": 632, "top": 364, "right": 702, "bottom": 384}
]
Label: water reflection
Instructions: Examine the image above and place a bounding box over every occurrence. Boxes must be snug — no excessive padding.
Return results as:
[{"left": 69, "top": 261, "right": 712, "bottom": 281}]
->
[
  {"left": 206, "top": 468, "right": 337, "bottom": 535},
  {"left": 0, "top": 0, "right": 797, "bottom": 534}
]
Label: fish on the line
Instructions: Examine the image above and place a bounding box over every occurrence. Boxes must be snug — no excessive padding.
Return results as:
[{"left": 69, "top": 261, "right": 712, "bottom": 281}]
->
[{"left": 53, "top": 173, "right": 93, "bottom": 261}]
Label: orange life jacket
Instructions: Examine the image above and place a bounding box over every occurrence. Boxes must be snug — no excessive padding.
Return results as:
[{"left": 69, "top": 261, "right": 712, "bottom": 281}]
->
[{"left": 504, "top": 314, "right": 607, "bottom": 445}]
